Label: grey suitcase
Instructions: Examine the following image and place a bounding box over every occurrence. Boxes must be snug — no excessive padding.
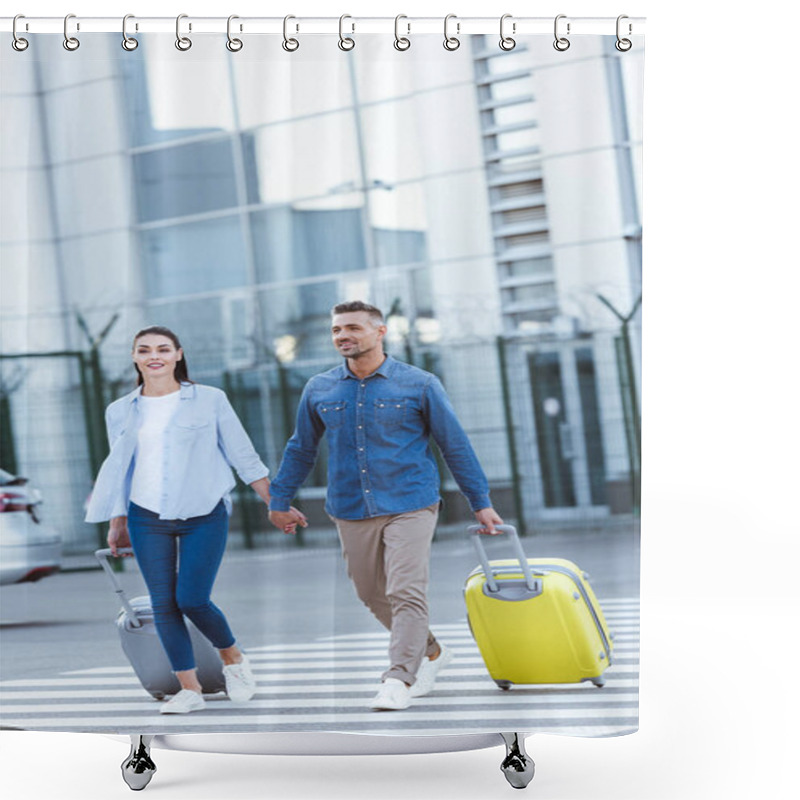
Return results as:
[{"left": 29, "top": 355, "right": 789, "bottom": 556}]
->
[{"left": 95, "top": 548, "right": 226, "bottom": 699}]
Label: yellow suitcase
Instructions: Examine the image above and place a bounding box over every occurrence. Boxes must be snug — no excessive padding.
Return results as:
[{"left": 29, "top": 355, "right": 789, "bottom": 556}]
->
[{"left": 464, "top": 525, "right": 613, "bottom": 689}]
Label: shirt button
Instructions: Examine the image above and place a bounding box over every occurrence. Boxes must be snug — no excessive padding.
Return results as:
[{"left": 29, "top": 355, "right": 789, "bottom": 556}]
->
[
  {"left": 358, "top": 425, "right": 362, "bottom": 429},
  {"left": 361, "top": 383, "right": 366, "bottom": 388},
  {"left": 365, "top": 489, "right": 371, "bottom": 493},
  {"left": 358, "top": 447, "right": 364, "bottom": 451}
]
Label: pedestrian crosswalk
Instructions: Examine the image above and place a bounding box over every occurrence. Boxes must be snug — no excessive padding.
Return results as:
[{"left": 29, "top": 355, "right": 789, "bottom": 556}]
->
[{"left": 0, "top": 598, "right": 638, "bottom": 737}]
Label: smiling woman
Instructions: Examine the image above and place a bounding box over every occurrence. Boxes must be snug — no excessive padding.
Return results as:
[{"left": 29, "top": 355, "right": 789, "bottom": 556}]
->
[
  {"left": 131, "top": 326, "right": 189, "bottom": 391},
  {"left": 83, "top": 325, "right": 302, "bottom": 715}
]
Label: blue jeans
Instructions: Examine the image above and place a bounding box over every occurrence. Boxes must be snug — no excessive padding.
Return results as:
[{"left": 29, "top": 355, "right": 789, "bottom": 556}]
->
[{"left": 127, "top": 500, "right": 236, "bottom": 672}]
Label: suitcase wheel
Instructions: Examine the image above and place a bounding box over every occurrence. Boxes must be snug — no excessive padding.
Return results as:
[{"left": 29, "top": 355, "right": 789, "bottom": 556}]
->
[
  {"left": 495, "top": 680, "right": 513, "bottom": 691},
  {"left": 591, "top": 677, "right": 606, "bottom": 688}
]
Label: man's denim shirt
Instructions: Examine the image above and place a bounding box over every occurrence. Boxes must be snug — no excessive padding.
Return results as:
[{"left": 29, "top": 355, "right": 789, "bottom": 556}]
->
[
  {"left": 269, "top": 356, "right": 491, "bottom": 520},
  {"left": 85, "top": 383, "right": 269, "bottom": 522}
]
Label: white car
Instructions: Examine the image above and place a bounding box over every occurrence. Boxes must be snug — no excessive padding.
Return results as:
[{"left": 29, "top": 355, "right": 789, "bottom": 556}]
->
[{"left": 0, "top": 468, "right": 62, "bottom": 585}]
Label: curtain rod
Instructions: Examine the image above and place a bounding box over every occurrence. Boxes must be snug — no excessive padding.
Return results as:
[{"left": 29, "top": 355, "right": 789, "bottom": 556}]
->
[{"left": 1, "top": 16, "right": 645, "bottom": 36}]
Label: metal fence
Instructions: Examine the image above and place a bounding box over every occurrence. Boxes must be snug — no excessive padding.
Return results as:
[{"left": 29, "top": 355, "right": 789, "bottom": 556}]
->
[
  {"left": 0, "top": 326, "right": 639, "bottom": 554},
  {"left": 0, "top": 351, "right": 107, "bottom": 553}
]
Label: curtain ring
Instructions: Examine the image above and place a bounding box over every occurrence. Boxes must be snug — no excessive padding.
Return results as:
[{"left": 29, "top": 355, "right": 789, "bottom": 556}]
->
[
  {"left": 122, "top": 14, "right": 139, "bottom": 51},
  {"left": 226, "top": 15, "right": 243, "bottom": 52},
  {"left": 553, "top": 14, "right": 570, "bottom": 51},
  {"left": 499, "top": 14, "right": 516, "bottom": 51},
  {"left": 175, "top": 14, "right": 192, "bottom": 51},
  {"left": 282, "top": 15, "right": 299, "bottom": 52},
  {"left": 615, "top": 15, "right": 633, "bottom": 52},
  {"left": 63, "top": 13, "right": 80, "bottom": 51},
  {"left": 12, "top": 15, "right": 29, "bottom": 52},
  {"left": 443, "top": 14, "right": 460, "bottom": 51},
  {"left": 338, "top": 14, "right": 355, "bottom": 51},
  {"left": 394, "top": 15, "right": 411, "bottom": 51}
]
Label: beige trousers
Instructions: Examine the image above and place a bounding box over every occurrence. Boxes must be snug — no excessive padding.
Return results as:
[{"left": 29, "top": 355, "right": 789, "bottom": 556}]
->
[{"left": 333, "top": 503, "right": 440, "bottom": 686}]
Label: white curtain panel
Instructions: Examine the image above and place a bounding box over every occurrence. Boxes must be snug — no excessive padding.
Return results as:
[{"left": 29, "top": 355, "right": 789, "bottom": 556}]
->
[{"left": 0, "top": 21, "right": 643, "bottom": 744}]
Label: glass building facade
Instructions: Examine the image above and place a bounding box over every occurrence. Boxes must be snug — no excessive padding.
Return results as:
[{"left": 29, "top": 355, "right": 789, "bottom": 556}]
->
[{"left": 1, "top": 33, "right": 643, "bottom": 551}]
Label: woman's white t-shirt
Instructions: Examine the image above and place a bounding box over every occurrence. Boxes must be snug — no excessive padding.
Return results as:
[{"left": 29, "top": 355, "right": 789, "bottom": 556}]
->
[{"left": 130, "top": 390, "right": 181, "bottom": 514}]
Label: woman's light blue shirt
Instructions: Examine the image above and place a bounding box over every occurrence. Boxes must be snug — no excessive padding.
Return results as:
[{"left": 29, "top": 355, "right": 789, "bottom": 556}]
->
[{"left": 85, "top": 383, "right": 269, "bottom": 522}]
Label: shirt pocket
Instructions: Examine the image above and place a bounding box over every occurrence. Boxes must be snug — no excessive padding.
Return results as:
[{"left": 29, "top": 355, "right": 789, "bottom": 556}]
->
[
  {"left": 175, "top": 419, "right": 211, "bottom": 435},
  {"left": 374, "top": 398, "right": 407, "bottom": 428},
  {"left": 317, "top": 401, "right": 347, "bottom": 430}
]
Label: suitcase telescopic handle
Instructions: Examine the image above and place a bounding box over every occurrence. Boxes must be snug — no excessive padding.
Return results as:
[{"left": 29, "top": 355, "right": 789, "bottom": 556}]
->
[
  {"left": 94, "top": 548, "right": 142, "bottom": 628},
  {"left": 467, "top": 524, "right": 538, "bottom": 593}
]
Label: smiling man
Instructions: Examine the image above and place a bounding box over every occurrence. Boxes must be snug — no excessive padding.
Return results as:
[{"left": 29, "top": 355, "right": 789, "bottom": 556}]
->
[{"left": 268, "top": 301, "right": 502, "bottom": 711}]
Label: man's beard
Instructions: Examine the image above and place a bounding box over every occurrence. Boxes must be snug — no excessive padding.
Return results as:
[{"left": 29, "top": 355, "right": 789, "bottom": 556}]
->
[{"left": 339, "top": 343, "right": 374, "bottom": 359}]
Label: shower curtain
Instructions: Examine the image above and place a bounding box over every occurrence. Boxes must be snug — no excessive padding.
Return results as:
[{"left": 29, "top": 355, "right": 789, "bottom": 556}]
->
[{"left": 0, "top": 19, "right": 643, "bottom": 740}]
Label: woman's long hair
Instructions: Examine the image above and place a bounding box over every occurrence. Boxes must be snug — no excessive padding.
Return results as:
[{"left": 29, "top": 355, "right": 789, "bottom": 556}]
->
[{"left": 131, "top": 325, "right": 192, "bottom": 387}]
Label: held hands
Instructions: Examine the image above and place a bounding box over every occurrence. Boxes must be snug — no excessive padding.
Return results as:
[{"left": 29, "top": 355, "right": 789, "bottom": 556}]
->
[
  {"left": 474, "top": 507, "right": 504, "bottom": 535},
  {"left": 269, "top": 507, "right": 309, "bottom": 536},
  {"left": 271, "top": 506, "right": 500, "bottom": 535},
  {"left": 108, "top": 516, "right": 133, "bottom": 557}
]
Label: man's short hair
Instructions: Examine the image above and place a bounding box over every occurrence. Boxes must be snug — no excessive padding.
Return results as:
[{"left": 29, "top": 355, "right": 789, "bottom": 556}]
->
[{"left": 331, "top": 301, "right": 385, "bottom": 327}]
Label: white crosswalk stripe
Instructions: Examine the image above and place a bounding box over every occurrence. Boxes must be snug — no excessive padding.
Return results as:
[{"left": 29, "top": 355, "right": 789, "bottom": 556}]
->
[{"left": 0, "top": 598, "right": 639, "bottom": 737}]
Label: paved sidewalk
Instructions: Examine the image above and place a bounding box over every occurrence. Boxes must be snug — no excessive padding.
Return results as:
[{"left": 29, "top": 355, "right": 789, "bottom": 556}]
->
[{"left": 2, "top": 516, "right": 639, "bottom": 682}]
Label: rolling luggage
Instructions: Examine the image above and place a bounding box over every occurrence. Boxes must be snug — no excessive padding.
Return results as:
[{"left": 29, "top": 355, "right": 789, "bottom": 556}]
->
[
  {"left": 95, "top": 548, "right": 226, "bottom": 699},
  {"left": 464, "top": 525, "right": 613, "bottom": 689}
]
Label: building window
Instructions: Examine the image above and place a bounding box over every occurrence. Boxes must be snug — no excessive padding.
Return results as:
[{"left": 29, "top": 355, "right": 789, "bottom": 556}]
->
[
  {"left": 513, "top": 308, "right": 558, "bottom": 332},
  {"left": 499, "top": 231, "right": 550, "bottom": 251},
  {"left": 244, "top": 112, "right": 360, "bottom": 206},
  {"left": 497, "top": 206, "right": 548, "bottom": 226},
  {"left": 488, "top": 128, "right": 541, "bottom": 155},
  {"left": 224, "top": 295, "right": 254, "bottom": 366},
  {"left": 250, "top": 207, "right": 367, "bottom": 283},
  {"left": 486, "top": 76, "right": 534, "bottom": 102},
  {"left": 133, "top": 138, "right": 239, "bottom": 223},
  {"left": 490, "top": 102, "right": 538, "bottom": 127},
  {"left": 141, "top": 215, "right": 248, "bottom": 298},
  {"left": 502, "top": 282, "right": 557, "bottom": 308},
  {"left": 501, "top": 257, "right": 554, "bottom": 279},
  {"left": 120, "top": 56, "right": 228, "bottom": 148},
  {"left": 489, "top": 154, "right": 541, "bottom": 175},
  {"left": 259, "top": 281, "right": 340, "bottom": 363},
  {"left": 483, "top": 51, "right": 532, "bottom": 77},
  {"left": 495, "top": 179, "right": 545, "bottom": 200},
  {"left": 373, "top": 228, "right": 426, "bottom": 268},
  {"left": 411, "top": 267, "right": 434, "bottom": 319}
]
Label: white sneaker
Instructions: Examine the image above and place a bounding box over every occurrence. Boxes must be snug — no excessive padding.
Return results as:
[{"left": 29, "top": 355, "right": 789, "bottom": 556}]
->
[
  {"left": 223, "top": 653, "right": 257, "bottom": 702},
  {"left": 370, "top": 678, "right": 411, "bottom": 711},
  {"left": 159, "top": 689, "right": 205, "bottom": 714},
  {"left": 410, "top": 643, "right": 454, "bottom": 698}
]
